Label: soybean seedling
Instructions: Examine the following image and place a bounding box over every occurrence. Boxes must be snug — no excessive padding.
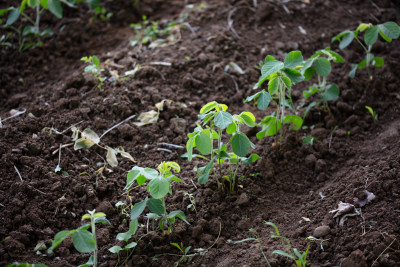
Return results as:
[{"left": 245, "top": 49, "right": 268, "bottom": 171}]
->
[
  {"left": 266, "top": 222, "right": 309, "bottom": 267},
  {"left": 48, "top": 210, "right": 111, "bottom": 267},
  {"left": 81, "top": 56, "right": 106, "bottom": 90},
  {"left": 332, "top": 22, "right": 400, "bottom": 79},
  {"left": 185, "top": 101, "right": 261, "bottom": 193},
  {"left": 246, "top": 51, "right": 305, "bottom": 143},
  {"left": 124, "top": 161, "right": 189, "bottom": 235},
  {"left": 365, "top": 106, "right": 378, "bottom": 121},
  {"left": 109, "top": 218, "right": 139, "bottom": 264},
  {"left": 301, "top": 47, "right": 344, "bottom": 113}
]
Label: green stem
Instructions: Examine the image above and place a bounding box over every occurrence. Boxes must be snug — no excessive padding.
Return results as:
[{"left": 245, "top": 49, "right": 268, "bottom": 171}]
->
[
  {"left": 354, "top": 36, "right": 368, "bottom": 53},
  {"left": 161, "top": 197, "right": 168, "bottom": 231},
  {"left": 279, "top": 79, "right": 285, "bottom": 142},
  {"left": 216, "top": 128, "right": 223, "bottom": 185},
  {"left": 36, "top": 3, "right": 40, "bottom": 38},
  {"left": 91, "top": 216, "right": 98, "bottom": 267}
]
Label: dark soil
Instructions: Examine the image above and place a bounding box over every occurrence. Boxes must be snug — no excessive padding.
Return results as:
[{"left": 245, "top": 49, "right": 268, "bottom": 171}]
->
[{"left": 1, "top": 0, "right": 400, "bottom": 266}]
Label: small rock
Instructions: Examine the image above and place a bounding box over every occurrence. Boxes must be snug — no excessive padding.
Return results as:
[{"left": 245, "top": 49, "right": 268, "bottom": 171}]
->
[
  {"left": 341, "top": 249, "right": 367, "bottom": 267},
  {"left": 170, "top": 118, "right": 187, "bottom": 135},
  {"left": 237, "top": 217, "right": 251, "bottom": 230},
  {"left": 97, "top": 201, "right": 115, "bottom": 216},
  {"left": 305, "top": 154, "right": 317, "bottom": 168},
  {"left": 51, "top": 181, "right": 62, "bottom": 191},
  {"left": 236, "top": 193, "right": 250, "bottom": 206},
  {"left": 313, "top": 225, "right": 331, "bottom": 238}
]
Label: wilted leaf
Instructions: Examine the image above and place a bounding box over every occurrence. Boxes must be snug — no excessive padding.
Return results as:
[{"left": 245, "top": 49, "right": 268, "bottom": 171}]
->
[
  {"left": 106, "top": 147, "right": 118, "bottom": 167},
  {"left": 155, "top": 99, "right": 172, "bottom": 111},
  {"left": 81, "top": 128, "right": 100, "bottom": 144},
  {"left": 133, "top": 110, "right": 159, "bottom": 127},
  {"left": 117, "top": 146, "right": 136, "bottom": 162}
]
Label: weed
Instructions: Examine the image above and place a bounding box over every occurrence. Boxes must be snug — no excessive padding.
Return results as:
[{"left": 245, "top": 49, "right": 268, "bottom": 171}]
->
[
  {"left": 124, "top": 161, "right": 189, "bottom": 234},
  {"left": 48, "top": 210, "right": 110, "bottom": 267},
  {"left": 365, "top": 106, "right": 378, "bottom": 121},
  {"left": 185, "top": 101, "right": 260, "bottom": 193},
  {"left": 301, "top": 47, "right": 344, "bottom": 112},
  {"left": 332, "top": 22, "right": 400, "bottom": 79},
  {"left": 246, "top": 51, "right": 304, "bottom": 143},
  {"left": 170, "top": 242, "right": 195, "bottom": 266},
  {"left": 6, "top": 263, "right": 47, "bottom": 267},
  {"left": 80, "top": 56, "right": 106, "bottom": 90}
]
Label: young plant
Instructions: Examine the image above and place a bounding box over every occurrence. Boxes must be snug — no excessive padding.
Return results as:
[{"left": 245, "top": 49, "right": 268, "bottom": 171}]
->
[
  {"left": 80, "top": 56, "right": 106, "bottom": 89},
  {"left": 124, "top": 161, "right": 189, "bottom": 235},
  {"left": 365, "top": 105, "right": 378, "bottom": 121},
  {"left": 48, "top": 210, "right": 111, "bottom": 267},
  {"left": 246, "top": 51, "right": 305, "bottom": 142},
  {"left": 266, "top": 222, "right": 309, "bottom": 267},
  {"left": 185, "top": 101, "right": 260, "bottom": 193},
  {"left": 170, "top": 242, "right": 194, "bottom": 266},
  {"left": 332, "top": 22, "right": 400, "bottom": 79},
  {"left": 109, "top": 218, "right": 139, "bottom": 264},
  {"left": 301, "top": 47, "right": 344, "bottom": 112}
]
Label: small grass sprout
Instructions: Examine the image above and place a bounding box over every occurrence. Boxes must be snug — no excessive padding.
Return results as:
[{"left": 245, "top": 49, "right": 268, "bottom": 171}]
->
[
  {"left": 246, "top": 51, "right": 305, "bottom": 142},
  {"left": 80, "top": 56, "right": 106, "bottom": 89},
  {"left": 365, "top": 105, "right": 378, "bottom": 121},
  {"left": 332, "top": 21, "right": 400, "bottom": 79},
  {"left": 124, "top": 161, "right": 189, "bottom": 235},
  {"left": 48, "top": 210, "right": 110, "bottom": 267},
  {"left": 185, "top": 101, "right": 260, "bottom": 193}
]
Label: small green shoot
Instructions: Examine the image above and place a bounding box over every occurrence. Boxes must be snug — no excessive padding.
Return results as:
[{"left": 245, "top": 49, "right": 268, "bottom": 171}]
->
[
  {"left": 124, "top": 161, "right": 189, "bottom": 234},
  {"left": 48, "top": 210, "right": 111, "bottom": 267},
  {"left": 306, "top": 236, "right": 329, "bottom": 251},
  {"left": 108, "top": 219, "right": 139, "bottom": 264},
  {"left": 246, "top": 51, "right": 304, "bottom": 142},
  {"left": 80, "top": 56, "right": 106, "bottom": 90},
  {"left": 185, "top": 101, "right": 260, "bottom": 193},
  {"left": 170, "top": 242, "right": 194, "bottom": 266},
  {"left": 365, "top": 106, "right": 378, "bottom": 121},
  {"left": 302, "top": 135, "right": 317, "bottom": 146},
  {"left": 332, "top": 22, "right": 400, "bottom": 79}
]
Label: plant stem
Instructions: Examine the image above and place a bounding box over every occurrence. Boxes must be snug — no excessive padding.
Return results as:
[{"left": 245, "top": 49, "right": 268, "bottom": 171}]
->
[
  {"left": 91, "top": 215, "right": 98, "bottom": 267},
  {"left": 36, "top": 3, "right": 40, "bottom": 40},
  {"left": 279, "top": 79, "right": 285, "bottom": 142}
]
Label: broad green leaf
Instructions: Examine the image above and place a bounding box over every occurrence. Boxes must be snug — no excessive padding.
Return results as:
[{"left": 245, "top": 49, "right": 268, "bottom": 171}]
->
[
  {"left": 283, "top": 115, "right": 303, "bottom": 130},
  {"left": 167, "top": 210, "right": 189, "bottom": 224},
  {"left": 357, "top": 23, "right": 371, "bottom": 32},
  {"left": 264, "top": 55, "right": 276, "bottom": 63},
  {"left": 281, "top": 75, "right": 291, "bottom": 89},
  {"left": 72, "top": 230, "right": 95, "bottom": 253},
  {"left": 148, "top": 177, "right": 170, "bottom": 199},
  {"left": 93, "top": 212, "right": 106, "bottom": 217},
  {"left": 48, "top": 0, "right": 62, "bottom": 19},
  {"left": 243, "top": 154, "right": 261, "bottom": 165},
  {"left": 109, "top": 246, "right": 123, "bottom": 253},
  {"left": 6, "top": 8, "right": 20, "bottom": 26},
  {"left": 314, "top": 57, "right": 331, "bottom": 77},
  {"left": 47, "top": 230, "right": 74, "bottom": 254},
  {"left": 283, "top": 68, "right": 303, "bottom": 84},
  {"left": 364, "top": 25, "right": 379, "bottom": 46},
  {"left": 200, "top": 101, "right": 218, "bottom": 114},
  {"left": 335, "top": 31, "right": 354, "bottom": 49},
  {"left": 371, "top": 57, "right": 384, "bottom": 67},
  {"left": 129, "top": 219, "right": 138, "bottom": 235},
  {"left": 86, "top": 0, "right": 100, "bottom": 9},
  {"left": 226, "top": 122, "right": 237, "bottom": 134},
  {"left": 214, "top": 111, "right": 233, "bottom": 129},
  {"left": 257, "top": 116, "right": 281, "bottom": 138},
  {"left": 357, "top": 59, "right": 367, "bottom": 69},
  {"left": 195, "top": 132, "right": 212, "bottom": 155},
  {"left": 231, "top": 133, "right": 250, "bottom": 157},
  {"left": 320, "top": 83, "right": 340, "bottom": 101},
  {"left": 28, "top": 0, "right": 38, "bottom": 7},
  {"left": 131, "top": 198, "right": 147, "bottom": 220},
  {"left": 244, "top": 92, "right": 260, "bottom": 103},
  {"left": 303, "top": 67, "right": 314, "bottom": 81},
  {"left": 272, "top": 250, "right": 296, "bottom": 260},
  {"left": 186, "top": 136, "right": 196, "bottom": 162},
  {"left": 116, "top": 231, "right": 132, "bottom": 242},
  {"left": 125, "top": 242, "right": 137, "bottom": 249},
  {"left": 268, "top": 76, "right": 279, "bottom": 95},
  {"left": 284, "top": 51, "right": 303, "bottom": 68},
  {"left": 257, "top": 90, "right": 272, "bottom": 110},
  {"left": 148, "top": 198, "right": 165, "bottom": 215},
  {"left": 379, "top": 21, "right": 400, "bottom": 39},
  {"left": 0, "top": 8, "right": 14, "bottom": 17},
  {"left": 240, "top": 112, "right": 256, "bottom": 127},
  {"left": 261, "top": 60, "right": 284, "bottom": 78},
  {"left": 303, "top": 86, "right": 319, "bottom": 99},
  {"left": 165, "top": 161, "right": 180, "bottom": 172},
  {"left": 328, "top": 50, "right": 345, "bottom": 63},
  {"left": 302, "top": 58, "right": 314, "bottom": 70},
  {"left": 378, "top": 29, "right": 392, "bottom": 42},
  {"left": 197, "top": 157, "right": 214, "bottom": 184}
]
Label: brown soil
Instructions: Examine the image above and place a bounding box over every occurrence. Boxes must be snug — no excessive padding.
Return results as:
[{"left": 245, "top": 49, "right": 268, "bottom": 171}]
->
[{"left": 1, "top": 0, "right": 400, "bottom": 266}]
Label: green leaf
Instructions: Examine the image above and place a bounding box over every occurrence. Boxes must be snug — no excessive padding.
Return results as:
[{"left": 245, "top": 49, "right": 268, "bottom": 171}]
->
[
  {"left": 283, "top": 115, "right": 303, "bottom": 130},
  {"left": 86, "top": 0, "right": 100, "bottom": 9},
  {"left": 226, "top": 122, "right": 237, "bottom": 134},
  {"left": 314, "top": 57, "right": 331, "bottom": 77},
  {"left": 72, "top": 230, "right": 95, "bottom": 253},
  {"left": 284, "top": 51, "right": 303, "bottom": 68},
  {"left": 272, "top": 250, "right": 296, "bottom": 260},
  {"left": 283, "top": 68, "right": 304, "bottom": 84},
  {"left": 268, "top": 76, "right": 279, "bottom": 95},
  {"left": 243, "top": 154, "right": 261, "bottom": 165},
  {"left": 364, "top": 25, "right": 379, "bottom": 46},
  {"left": 116, "top": 231, "right": 133, "bottom": 242},
  {"left": 328, "top": 49, "right": 345, "bottom": 63},
  {"left": 338, "top": 31, "right": 355, "bottom": 49},
  {"left": 257, "top": 90, "right": 272, "bottom": 110},
  {"left": 195, "top": 132, "right": 212, "bottom": 155},
  {"left": 378, "top": 29, "right": 392, "bottom": 42},
  {"left": 303, "top": 67, "right": 315, "bottom": 81},
  {"left": 303, "top": 86, "right": 319, "bottom": 99},
  {"left": 148, "top": 198, "right": 165, "bottom": 215},
  {"left": 28, "top": 0, "right": 38, "bottom": 7},
  {"left": 165, "top": 161, "right": 180, "bottom": 172},
  {"left": 281, "top": 75, "right": 291, "bottom": 89},
  {"left": 261, "top": 60, "right": 284, "bottom": 78},
  {"left": 231, "top": 133, "right": 250, "bottom": 157},
  {"left": 371, "top": 57, "right": 384, "bottom": 67},
  {"left": 186, "top": 135, "right": 196, "bottom": 162},
  {"left": 197, "top": 157, "right": 214, "bottom": 184},
  {"left": 200, "top": 101, "right": 218, "bottom": 114},
  {"left": 379, "top": 21, "right": 400, "bottom": 40},
  {"left": 129, "top": 219, "right": 139, "bottom": 235},
  {"left": 131, "top": 198, "right": 147, "bottom": 220},
  {"left": 167, "top": 210, "right": 189, "bottom": 224},
  {"left": 148, "top": 177, "right": 170, "bottom": 199},
  {"left": 320, "top": 83, "right": 339, "bottom": 101},
  {"left": 48, "top": 0, "right": 62, "bottom": 19},
  {"left": 239, "top": 112, "right": 256, "bottom": 127},
  {"left": 214, "top": 111, "right": 233, "bottom": 129},
  {"left": 348, "top": 64, "right": 358, "bottom": 78},
  {"left": 47, "top": 230, "right": 74, "bottom": 254},
  {"left": 244, "top": 92, "right": 260, "bottom": 102},
  {"left": 109, "top": 245, "right": 123, "bottom": 254},
  {"left": 257, "top": 116, "right": 281, "bottom": 138},
  {"left": 6, "top": 8, "right": 20, "bottom": 26}
]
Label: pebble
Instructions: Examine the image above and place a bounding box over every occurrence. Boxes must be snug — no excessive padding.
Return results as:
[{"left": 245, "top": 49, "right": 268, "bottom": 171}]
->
[{"left": 313, "top": 225, "right": 331, "bottom": 238}]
